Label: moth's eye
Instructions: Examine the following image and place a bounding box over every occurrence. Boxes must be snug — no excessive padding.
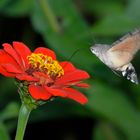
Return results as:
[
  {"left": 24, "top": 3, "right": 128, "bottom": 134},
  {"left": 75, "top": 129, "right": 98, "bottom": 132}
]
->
[
  {"left": 93, "top": 49, "right": 97, "bottom": 53},
  {"left": 90, "top": 47, "right": 98, "bottom": 55},
  {"left": 90, "top": 47, "right": 95, "bottom": 52}
]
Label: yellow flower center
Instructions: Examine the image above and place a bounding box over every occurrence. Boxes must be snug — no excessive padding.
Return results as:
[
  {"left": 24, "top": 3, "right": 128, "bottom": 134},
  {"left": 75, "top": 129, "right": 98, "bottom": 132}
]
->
[{"left": 27, "top": 53, "right": 64, "bottom": 78}]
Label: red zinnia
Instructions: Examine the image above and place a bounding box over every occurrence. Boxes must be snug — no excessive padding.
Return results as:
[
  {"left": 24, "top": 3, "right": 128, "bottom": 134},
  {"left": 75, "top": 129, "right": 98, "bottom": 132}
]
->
[{"left": 0, "top": 42, "right": 90, "bottom": 104}]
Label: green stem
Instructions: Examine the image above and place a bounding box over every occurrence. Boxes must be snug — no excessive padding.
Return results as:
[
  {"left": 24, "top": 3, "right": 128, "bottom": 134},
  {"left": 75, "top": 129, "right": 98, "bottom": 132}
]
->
[
  {"left": 39, "top": 0, "right": 60, "bottom": 33},
  {"left": 15, "top": 103, "right": 32, "bottom": 140}
]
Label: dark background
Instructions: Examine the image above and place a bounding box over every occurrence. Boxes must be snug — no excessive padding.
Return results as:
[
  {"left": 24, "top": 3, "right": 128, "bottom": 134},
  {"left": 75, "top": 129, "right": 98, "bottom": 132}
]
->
[{"left": 0, "top": 0, "right": 140, "bottom": 140}]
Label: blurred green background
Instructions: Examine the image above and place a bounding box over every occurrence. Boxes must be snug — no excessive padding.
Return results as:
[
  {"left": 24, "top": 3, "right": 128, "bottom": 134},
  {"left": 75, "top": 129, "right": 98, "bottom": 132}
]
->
[{"left": 0, "top": 0, "right": 140, "bottom": 140}]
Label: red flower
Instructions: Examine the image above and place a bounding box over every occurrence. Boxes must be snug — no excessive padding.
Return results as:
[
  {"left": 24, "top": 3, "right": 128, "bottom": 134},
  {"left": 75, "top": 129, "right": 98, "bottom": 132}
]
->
[{"left": 0, "top": 42, "right": 90, "bottom": 104}]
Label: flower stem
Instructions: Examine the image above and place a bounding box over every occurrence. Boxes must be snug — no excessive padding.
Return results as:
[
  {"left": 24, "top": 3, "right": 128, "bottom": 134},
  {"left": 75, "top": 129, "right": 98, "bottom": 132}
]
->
[
  {"left": 15, "top": 103, "right": 32, "bottom": 140},
  {"left": 39, "top": 0, "right": 60, "bottom": 33}
]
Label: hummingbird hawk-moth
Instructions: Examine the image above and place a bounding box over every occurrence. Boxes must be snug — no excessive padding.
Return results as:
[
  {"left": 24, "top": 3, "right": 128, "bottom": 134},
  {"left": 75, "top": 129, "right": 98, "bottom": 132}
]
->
[{"left": 90, "top": 29, "right": 140, "bottom": 84}]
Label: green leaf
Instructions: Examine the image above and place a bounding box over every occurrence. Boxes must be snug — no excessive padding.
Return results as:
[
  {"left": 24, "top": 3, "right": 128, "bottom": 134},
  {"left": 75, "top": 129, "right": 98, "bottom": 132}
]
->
[
  {"left": 0, "top": 0, "right": 11, "bottom": 9},
  {"left": 130, "top": 84, "right": 140, "bottom": 110},
  {"left": 91, "top": 15, "right": 140, "bottom": 36},
  {"left": 0, "top": 122, "right": 10, "bottom": 140},
  {"left": 93, "top": 122, "right": 122, "bottom": 140},
  {"left": 126, "top": 0, "right": 140, "bottom": 18},
  {"left": 0, "top": 0, "right": 34, "bottom": 16},
  {"left": 81, "top": 0, "right": 123, "bottom": 17},
  {"left": 0, "top": 102, "right": 20, "bottom": 121},
  {"left": 87, "top": 82, "right": 140, "bottom": 140}
]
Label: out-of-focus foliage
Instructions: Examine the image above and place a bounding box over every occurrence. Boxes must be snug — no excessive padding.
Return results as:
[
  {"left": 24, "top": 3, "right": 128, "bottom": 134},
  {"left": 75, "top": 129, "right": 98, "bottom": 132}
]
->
[
  {"left": 0, "top": 0, "right": 140, "bottom": 140},
  {"left": 0, "top": 102, "right": 19, "bottom": 140}
]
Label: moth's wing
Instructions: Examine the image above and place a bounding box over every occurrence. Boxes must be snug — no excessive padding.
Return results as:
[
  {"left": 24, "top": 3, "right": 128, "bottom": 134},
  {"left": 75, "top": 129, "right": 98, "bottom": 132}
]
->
[
  {"left": 110, "top": 29, "right": 140, "bottom": 55},
  {"left": 107, "top": 29, "right": 140, "bottom": 67}
]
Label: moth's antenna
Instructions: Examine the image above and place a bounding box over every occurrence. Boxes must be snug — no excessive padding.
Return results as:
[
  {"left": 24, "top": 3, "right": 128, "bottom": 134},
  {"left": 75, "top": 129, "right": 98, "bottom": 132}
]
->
[
  {"left": 61, "top": 48, "right": 82, "bottom": 69},
  {"left": 68, "top": 48, "right": 81, "bottom": 61},
  {"left": 88, "top": 31, "right": 98, "bottom": 46}
]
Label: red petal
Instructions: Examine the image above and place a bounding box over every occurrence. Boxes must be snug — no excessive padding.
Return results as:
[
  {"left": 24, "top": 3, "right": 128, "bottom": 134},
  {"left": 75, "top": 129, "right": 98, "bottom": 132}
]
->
[
  {"left": 16, "top": 74, "right": 39, "bottom": 81},
  {"left": 60, "top": 61, "right": 76, "bottom": 72},
  {"left": 1, "top": 64, "right": 23, "bottom": 73},
  {"left": 45, "top": 86, "right": 67, "bottom": 97},
  {"left": 29, "top": 85, "right": 52, "bottom": 100},
  {"left": 64, "top": 88, "right": 88, "bottom": 104},
  {"left": 56, "top": 82, "right": 90, "bottom": 88},
  {"left": 3, "top": 43, "right": 23, "bottom": 69},
  {"left": 34, "top": 47, "right": 56, "bottom": 60},
  {"left": 45, "top": 87, "right": 88, "bottom": 104},
  {"left": 13, "top": 42, "right": 31, "bottom": 69},
  {"left": 0, "top": 66, "right": 16, "bottom": 77},
  {"left": 56, "top": 70, "right": 90, "bottom": 85},
  {"left": 76, "top": 83, "right": 90, "bottom": 88},
  {"left": 0, "top": 50, "right": 23, "bottom": 73}
]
